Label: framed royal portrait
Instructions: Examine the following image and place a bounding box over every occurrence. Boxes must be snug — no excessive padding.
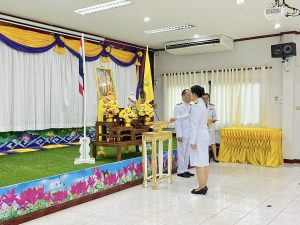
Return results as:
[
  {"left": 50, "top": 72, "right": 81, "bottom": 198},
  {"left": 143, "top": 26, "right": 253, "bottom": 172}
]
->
[{"left": 94, "top": 67, "right": 116, "bottom": 99}]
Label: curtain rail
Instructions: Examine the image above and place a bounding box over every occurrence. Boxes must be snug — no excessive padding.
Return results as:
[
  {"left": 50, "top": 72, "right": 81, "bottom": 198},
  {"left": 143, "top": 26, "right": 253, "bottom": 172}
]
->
[{"left": 161, "top": 66, "right": 272, "bottom": 76}]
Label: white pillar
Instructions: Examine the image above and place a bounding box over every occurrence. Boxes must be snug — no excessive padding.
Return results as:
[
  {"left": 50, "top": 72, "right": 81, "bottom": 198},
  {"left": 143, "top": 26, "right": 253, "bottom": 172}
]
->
[{"left": 281, "top": 34, "right": 298, "bottom": 160}]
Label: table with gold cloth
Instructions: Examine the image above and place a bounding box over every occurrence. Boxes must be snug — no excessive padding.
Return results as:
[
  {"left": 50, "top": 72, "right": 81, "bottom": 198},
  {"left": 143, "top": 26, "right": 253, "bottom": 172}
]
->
[{"left": 218, "top": 127, "right": 283, "bottom": 167}]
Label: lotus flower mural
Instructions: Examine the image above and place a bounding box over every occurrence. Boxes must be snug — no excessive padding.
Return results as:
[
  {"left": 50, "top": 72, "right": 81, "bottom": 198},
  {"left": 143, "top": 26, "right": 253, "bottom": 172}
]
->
[{"left": 0, "top": 151, "right": 178, "bottom": 222}]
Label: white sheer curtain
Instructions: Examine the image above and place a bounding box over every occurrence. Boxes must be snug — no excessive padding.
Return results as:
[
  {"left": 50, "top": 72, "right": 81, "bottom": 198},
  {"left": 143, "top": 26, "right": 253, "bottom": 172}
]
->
[
  {"left": 0, "top": 42, "right": 137, "bottom": 132},
  {"left": 210, "top": 67, "right": 270, "bottom": 128},
  {"left": 163, "top": 71, "right": 209, "bottom": 121}
]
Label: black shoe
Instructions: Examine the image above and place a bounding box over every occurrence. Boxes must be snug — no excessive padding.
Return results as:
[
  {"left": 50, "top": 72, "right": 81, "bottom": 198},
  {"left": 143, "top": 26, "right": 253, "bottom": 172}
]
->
[
  {"left": 192, "top": 186, "right": 208, "bottom": 191},
  {"left": 185, "top": 171, "right": 195, "bottom": 176},
  {"left": 213, "top": 158, "right": 219, "bottom": 163},
  {"left": 177, "top": 172, "right": 190, "bottom": 178},
  {"left": 191, "top": 186, "right": 208, "bottom": 195}
]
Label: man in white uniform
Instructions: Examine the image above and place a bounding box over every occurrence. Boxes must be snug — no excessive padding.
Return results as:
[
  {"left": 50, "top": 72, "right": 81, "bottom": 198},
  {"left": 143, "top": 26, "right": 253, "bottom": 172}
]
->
[
  {"left": 173, "top": 89, "right": 194, "bottom": 178},
  {"left": 203, "top": 93, "right": 219, "bottom": 162}
]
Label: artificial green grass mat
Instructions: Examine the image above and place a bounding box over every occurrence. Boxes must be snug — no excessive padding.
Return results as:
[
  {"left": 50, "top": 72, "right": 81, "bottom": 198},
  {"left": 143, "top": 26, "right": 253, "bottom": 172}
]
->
[{"left": 0, "top": 138, "right": 177, "bottom": 187}]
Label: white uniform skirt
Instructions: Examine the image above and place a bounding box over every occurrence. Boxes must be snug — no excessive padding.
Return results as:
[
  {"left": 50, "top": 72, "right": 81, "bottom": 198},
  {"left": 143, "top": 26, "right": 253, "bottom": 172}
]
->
[
  {"left": 189, "top": 133, "right": 210, "bottom": 167},
  {"left": 209, "top": 130, "right": 216, "bottom": 145}
]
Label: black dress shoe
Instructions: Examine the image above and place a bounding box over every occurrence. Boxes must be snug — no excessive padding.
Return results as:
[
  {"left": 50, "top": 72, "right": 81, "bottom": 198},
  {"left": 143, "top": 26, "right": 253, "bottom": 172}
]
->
[
  {"left": 213, "top": 158, "right": 219, "bottom": 163},
  {"left": 191, "top": 186, "right": 208, "bottom": 195},
  {"left": 185, "top": 171, "right": 195, "bottom": 176},
  {"left": 192, "top": 186, "right": 208, "bottom": 191},
  {"left": 177, "top": 172, "right": 190, "bottom": 178}
]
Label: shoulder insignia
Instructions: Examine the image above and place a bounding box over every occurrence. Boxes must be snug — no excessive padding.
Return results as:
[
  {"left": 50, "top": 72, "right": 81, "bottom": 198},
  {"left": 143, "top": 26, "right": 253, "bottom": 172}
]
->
[{"left": 176, "top": 103, "right": 182, "bottom": 105}]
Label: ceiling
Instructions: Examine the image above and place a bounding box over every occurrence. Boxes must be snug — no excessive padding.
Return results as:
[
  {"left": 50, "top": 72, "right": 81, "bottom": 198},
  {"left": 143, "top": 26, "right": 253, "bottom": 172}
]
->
[{"left": 1, "top": 0, "right": 300, "bottom": 49}]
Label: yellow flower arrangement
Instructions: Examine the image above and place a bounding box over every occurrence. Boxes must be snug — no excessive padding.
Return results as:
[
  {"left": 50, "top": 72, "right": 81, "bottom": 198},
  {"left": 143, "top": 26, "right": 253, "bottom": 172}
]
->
[
  {"left": 119, "top": 106, "right": 138, "bottom": 127},
  {"left": 138, "top": 102, "right": 154, "bottom": 118},
  {"left": 119, "top": 106, "right": 138, "bottom": 120},
  {"left": 101, "top": 96, "right": 119, "bottom": 121}
]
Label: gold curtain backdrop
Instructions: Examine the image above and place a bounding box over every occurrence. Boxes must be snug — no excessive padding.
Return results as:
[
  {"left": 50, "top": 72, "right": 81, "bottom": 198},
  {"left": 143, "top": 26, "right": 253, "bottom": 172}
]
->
[
  {"left": 58, "top": 36, "right": 103, "bottom": 57},
  {"left": 0, "top": 25, "right": 142, "bottom": 65},
  {"left": 0, "top": 25, "right": 55, "bottom": 47},
  {"left": 219, "top": 127, "right": 283, "bottom": 167}
]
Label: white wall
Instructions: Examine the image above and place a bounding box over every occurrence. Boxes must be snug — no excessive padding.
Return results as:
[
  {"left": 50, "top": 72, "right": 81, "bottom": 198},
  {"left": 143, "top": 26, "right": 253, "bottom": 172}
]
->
[
  {"left": 154, "top": 35, "right": 300, "bottom": 160},
  {"left": 282, "top": 34, "right": 300, "bottom": 160}
]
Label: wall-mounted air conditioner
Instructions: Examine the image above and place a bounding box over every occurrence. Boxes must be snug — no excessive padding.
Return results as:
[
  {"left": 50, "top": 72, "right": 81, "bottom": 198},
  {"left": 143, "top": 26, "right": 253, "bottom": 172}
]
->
[{"left": 165, "top": 35, "right": 233, "bottom": 55}]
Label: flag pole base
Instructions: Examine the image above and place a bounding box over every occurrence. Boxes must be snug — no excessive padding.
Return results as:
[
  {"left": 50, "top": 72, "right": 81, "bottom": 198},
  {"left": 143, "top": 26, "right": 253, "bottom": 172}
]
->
[
  {"left": 74, "top": 158, "right": 95, "bottom": 164},
  {"left": 74, "top": 137, "right": 95, "bottom": 165}
]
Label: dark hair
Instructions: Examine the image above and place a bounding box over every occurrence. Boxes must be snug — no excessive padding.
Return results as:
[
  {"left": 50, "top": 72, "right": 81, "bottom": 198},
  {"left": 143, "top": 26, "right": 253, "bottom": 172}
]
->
[
  {"left": 181, "top": 89, "right": 190, "bottom": 96},
  {"left": 190, "top": 85, "right": 205, "bottom": 98},
  {"left": 203, "top": 93, "right": 210, "bottom": 98}
]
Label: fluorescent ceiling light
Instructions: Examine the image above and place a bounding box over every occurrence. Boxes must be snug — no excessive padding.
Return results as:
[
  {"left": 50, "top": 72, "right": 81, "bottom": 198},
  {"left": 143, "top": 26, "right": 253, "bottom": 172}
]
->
[
  {"left": 144, "top": 17, "right": 151, "bottom": 22},
  {"left": 145, "top": 24, "right": 195, "bottom": 34},
  {"left": 236, "top": 0, "right": 245, "bottom": 4},
  {"left": 274, "top": 22, "right": 281, "bottom": 29},
  {"left": 74, "top": 0, "right": 131, "bottom": 15},
  {"left": 193, "top": 34, "right": 200, "bottom": 38}
]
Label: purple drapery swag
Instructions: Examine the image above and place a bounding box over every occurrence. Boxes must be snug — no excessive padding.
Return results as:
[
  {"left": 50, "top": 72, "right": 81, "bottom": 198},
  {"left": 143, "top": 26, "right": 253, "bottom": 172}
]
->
[
  {"left": 0, "top": 34, "right": 142, "bottom": 66},
  {"left": 136, "top": 51, "right": 146, "bottom": 100},
  {"left": 0, "top": 34, "right": 56, "bottom": 53}
]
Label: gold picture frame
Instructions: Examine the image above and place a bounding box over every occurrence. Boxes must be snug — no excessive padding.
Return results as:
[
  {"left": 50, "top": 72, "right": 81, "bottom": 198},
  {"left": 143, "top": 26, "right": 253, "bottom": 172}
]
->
[{"left": 95, "top": 67, "right": 116, "bottom": 99}]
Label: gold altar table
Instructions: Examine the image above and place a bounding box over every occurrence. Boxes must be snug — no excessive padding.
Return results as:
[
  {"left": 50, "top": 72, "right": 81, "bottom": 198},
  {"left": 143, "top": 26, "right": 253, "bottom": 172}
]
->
[
  {"left": 219, "top": 127, "right": 283, "bottom": 167},
  {"left": 142, "top": 131, "right": 173, "bottom": 190}
]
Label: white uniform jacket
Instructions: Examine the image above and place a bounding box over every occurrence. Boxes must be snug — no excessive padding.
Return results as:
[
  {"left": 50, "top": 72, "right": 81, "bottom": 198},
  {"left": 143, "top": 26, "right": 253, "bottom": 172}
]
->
[
  {"left": 176, "top": 99, "right": 209, "bottom": 145},
  {"left": 207, "top": 104, "right": 216, "bottom": 131},
  {"left": 173, "top": 102, "right": 191, "bottom": 139}
]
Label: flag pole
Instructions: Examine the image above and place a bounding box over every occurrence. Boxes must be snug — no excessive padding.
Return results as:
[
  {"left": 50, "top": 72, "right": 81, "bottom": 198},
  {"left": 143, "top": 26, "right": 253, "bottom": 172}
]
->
[
  {"left": 74, "top": 33, "right": 95, "bottom": 165},
  {"left": 82, "top": 33, "right": 87, "bottom": 140}
]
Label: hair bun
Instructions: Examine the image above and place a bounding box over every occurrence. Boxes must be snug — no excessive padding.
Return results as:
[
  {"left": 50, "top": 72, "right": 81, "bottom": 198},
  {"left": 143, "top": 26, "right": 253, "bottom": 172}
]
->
[{"left": 191, "top": 85, "right": 205, "bottom": 98}]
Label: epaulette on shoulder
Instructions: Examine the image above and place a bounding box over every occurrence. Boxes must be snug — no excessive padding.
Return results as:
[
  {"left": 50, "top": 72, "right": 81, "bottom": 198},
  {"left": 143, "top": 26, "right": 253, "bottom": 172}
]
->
[{"left": 176, "top": 103, "right": 182, "bottom": 105}]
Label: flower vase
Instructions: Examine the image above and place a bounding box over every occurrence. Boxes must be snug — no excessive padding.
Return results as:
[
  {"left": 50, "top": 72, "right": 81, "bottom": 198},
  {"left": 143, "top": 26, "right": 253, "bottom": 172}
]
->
[
  {"left": 144, "top": 116, "right": 151, "bottom": 125},
  {"left": 125, "top": 119, "right": 132, "bottom": 127},
  {"left": 106, "top": 114, "right": 113, "bottom": 122}
]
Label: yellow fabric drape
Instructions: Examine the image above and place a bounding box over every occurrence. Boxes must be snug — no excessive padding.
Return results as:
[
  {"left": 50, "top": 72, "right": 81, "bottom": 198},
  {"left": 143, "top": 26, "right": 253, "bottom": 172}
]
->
[
  {"left": 54, "top": 45, "right": 66, "bottom": 54},
  {"left": 101, "top": 57, "right": 111, "bottom": 63},
  {"left": 143, "top": 47, "right": 154, "bottom": 103},
  {"left": 219, "top": 127, "right": 283, "bottom": 167},
  {"left": 0, "top": 25, "right": 141, "bottom": 65},
  {"left": 110, "top": 48, "right": 136, "bottom": 63},
  {"left": 0, "top": 25, "right": 55, "bottom": 47},
  {"left": 61, "top": 37, "right": 103, "bottom": 57}
]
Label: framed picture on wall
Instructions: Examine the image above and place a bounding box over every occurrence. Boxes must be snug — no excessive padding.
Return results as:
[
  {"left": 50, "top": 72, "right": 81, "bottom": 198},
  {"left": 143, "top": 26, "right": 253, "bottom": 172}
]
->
[{"left": 95, "top": 67, "right": 116, "bottom": 99}]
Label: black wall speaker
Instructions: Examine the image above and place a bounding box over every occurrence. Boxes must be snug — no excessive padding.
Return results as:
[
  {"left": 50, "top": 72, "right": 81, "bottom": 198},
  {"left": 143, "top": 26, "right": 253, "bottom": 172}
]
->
[{"left": 271, "top": 42, "right": 297, "bottom": 59}]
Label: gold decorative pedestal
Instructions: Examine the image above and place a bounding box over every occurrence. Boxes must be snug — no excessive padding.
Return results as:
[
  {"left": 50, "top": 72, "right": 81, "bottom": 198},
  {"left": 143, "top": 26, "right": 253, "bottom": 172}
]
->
[{"left": 142, "top": 129, "right": 173, "bottom": 190}]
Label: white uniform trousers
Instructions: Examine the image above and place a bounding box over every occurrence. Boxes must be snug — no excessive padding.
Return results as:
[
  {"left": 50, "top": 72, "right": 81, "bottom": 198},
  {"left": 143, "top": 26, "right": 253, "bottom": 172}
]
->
[{"left": 177, "top": 138, "right": 190, "bottom": 174}]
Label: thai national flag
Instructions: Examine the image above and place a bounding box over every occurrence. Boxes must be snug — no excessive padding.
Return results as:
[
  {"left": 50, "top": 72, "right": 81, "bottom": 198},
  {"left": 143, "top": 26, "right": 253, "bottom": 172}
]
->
[{"left": 79, "top": 36, "right": 84, "bottom": 96}]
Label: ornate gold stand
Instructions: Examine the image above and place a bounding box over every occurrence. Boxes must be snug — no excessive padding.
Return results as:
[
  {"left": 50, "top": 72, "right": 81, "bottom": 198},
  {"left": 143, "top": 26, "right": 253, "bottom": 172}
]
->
[{"left": 142, "top": 122, "right": 173, "bottom": 190}]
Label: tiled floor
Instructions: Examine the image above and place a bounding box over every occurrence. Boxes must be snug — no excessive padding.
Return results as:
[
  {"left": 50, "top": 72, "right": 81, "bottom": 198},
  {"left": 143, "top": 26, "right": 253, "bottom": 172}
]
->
[{"left": 22, "top": 162, "right": 300, "bottom": 225}]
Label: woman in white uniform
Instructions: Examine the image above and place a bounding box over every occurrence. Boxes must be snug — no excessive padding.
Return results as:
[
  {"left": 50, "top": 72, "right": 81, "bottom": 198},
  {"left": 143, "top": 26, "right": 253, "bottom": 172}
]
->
[{"left": 171, "top": 85, "right": 210, "bottom": 195}]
